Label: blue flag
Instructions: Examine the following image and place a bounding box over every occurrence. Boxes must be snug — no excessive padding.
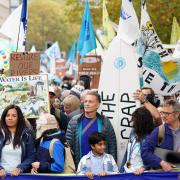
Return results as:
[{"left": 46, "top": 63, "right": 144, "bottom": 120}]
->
[
  {"left": 77, "top": 0, "right": 97, "bottom": 63},
  {"left": 21, "top": 0, "right": 27, "bottom": 46},
  {"left": 67, "top": 42, "right": 77, "bottom": 64}
]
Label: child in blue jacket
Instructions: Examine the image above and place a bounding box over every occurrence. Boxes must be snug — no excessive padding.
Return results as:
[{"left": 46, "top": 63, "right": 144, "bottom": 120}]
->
[{"left": 31, "top": 114, "right": 65, "bottom": 173}]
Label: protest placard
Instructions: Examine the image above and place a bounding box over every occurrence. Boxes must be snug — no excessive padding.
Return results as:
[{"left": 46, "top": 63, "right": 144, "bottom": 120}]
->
[
  {"left": 78, "top": 55, "right": 101, "bottom": 89},
  {"left": 10, "top": 52, "right": 40, "bottom": 76},
  {"left": 55, "top": 59, "right": 66, "bottom": 77},
  {"left": 0, "top": 74, "right": 50, "bottom": 118}
]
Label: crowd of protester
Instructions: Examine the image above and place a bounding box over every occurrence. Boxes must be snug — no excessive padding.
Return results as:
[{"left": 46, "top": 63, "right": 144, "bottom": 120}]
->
[{"left": 0, "top": 74, "right": 179, "bottom": 179}]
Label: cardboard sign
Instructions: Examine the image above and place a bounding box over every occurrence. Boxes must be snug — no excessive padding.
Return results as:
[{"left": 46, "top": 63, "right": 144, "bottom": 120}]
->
[
  {"left": 10, "top": 52, "right": 40, "bottom": 76},
  {"left": 55, "top": 59, "right": 66, "bottom": 77},
  {"left": 0, "top": 74, "right": 50, "bottom": 118},
  {"left": 78, "top": 55, "right": 101, "bottom": 89}
]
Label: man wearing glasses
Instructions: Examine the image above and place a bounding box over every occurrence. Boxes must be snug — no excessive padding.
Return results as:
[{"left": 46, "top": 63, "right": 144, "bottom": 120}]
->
[{"left": 141, "top": 100, "right": 180, "bottom": 171}]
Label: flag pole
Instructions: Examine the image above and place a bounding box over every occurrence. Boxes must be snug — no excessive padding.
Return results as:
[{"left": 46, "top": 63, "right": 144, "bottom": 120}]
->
[
  {"left": 16, "top": 17, "right": 21, "bottom": 52},
  {"left": 95, "top": 33, "right": 104, "bottom": 49}
]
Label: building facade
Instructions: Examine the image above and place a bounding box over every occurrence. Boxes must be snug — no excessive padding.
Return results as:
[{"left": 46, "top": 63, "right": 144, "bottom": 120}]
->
[
  {"left": 0, "top": 0, "right": 20, "bottom": 27},
  {"left": 0, "top": 0, "right": 10, "bottom": 27}
]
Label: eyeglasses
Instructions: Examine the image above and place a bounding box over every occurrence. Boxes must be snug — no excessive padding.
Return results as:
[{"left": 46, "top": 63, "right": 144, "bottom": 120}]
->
[{"left": 160, "top": 111, "right": 175, "bottom": 117}]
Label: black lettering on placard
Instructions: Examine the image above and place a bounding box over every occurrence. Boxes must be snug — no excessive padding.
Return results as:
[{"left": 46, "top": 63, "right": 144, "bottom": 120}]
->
[
  {"left": 101, "top": 91, "right": 116, "bottom": 114},
  {"left": 120, "top": 93, "right": 135, "bottom": 103},
  {"left": 159, "top": 50, "right": 169, "bottom": 58},
  {"left": 143, "top": 70, "right": 147, "bottom": 75},
  {"left": 121, "top": 129, "right": 129, "bottom": 139},
  {"left": 101, "top": 92, "right": 115, "bottom": 101},
  {"left": 154, "top": 36, "right": 159, "bottom": 44},
  {"left": 157, "top": 44, "right": 163, "bottom": 50},
  {"left": 145, "top": 73, "right": 155, "bottom": 84},
  {"left": 160, "top": 82, "right": 169, "bottom": 91},
  {"left": 121, "top": 117, "right": 132, "bottom": 127},
  {"left": 102, "top": 103, "right": 116, "bottom": 113},
  {"left": 167, "top": 85, "right": 176, "bottom": 93},
  {"left": 106, "top": 116, "right": 113, "bottom": 120},
  {"left": 120, "top": 93, "right": 136, "bottom": 139},
  {"left": 137, "top": 57, "right": 143, "bottom": 68},
  {"left": 121, "top": 105, "right": 136, "bottom": 116},
  {"left": 121, "top": 116, "right": 132, "bottom": 139}
]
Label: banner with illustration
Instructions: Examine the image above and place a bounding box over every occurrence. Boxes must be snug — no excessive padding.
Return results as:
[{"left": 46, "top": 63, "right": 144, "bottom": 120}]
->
[
  {"left": 137, "top": 0, "right": 180, "bottom": 93},
  {"left": 0, "top": 74, "right": 50, "bottom": 118}
]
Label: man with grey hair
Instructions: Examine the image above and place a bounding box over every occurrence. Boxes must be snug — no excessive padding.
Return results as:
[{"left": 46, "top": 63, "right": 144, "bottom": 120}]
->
[
  {"left": 66, "top": 90, "right": 117, "bottom": 169},
  {"left": 141, "top": 100, "right": 180, "bottom": 172}
]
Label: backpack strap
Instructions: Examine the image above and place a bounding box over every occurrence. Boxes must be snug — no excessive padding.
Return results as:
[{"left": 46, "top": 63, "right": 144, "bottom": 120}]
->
[
  {"left": 49, "top": 138, "right": 59, "bottom": 158},
  {"left": 158, "top": 124, "right": 165, "bottom": 146}
]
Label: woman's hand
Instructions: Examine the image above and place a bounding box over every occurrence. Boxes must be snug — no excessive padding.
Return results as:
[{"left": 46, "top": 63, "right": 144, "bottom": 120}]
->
[
  {"left": 133, "top": 89, "right": 146, "bottom": 103},
  {"left": 160, "top": 160, "right": 176, "bottom": 172},
  {"left": 31, "top": 168, "right": 38, "bottom": 174},
  {"left": 0, "top": 169, "right": 6, "bottom": 178},
  {"left": 85, "top": 171, "right": 94, "bottom": 179},
  {"left": 99, "top": 171, "right": 107, "bottom": 176},
  {"left": 11, "top": 168, "right": 21, "bottom": 176},
  {"left": 134, "top": 167, "right": 145, "bottom": 175},
  {"left": 31, "top": 162, "right": 40, "bottom": 174},
  {"left": 32, "top": 162, "right": 40, "bottom": 169}
]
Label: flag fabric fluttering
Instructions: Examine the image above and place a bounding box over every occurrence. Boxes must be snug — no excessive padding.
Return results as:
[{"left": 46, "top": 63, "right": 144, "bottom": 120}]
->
[
  {"left": 102, "top": 0, "right": 116, "bottom": 49},
  {"left": 170, "top": 17, "right": 180, "bottom": 44},
  {"left": 67, "top": 42, "right": 76, "bottom": 64},
  {"left": 0, "top": 1, "right": 28, "bottom": 52},
  {"left": 77, "top": 0, "right": 97, "bottom": 64},
  {"left": 118, "top": 0, "right": 139, "bottom": 45},
  {"left": 20, "top": 0, "right": 28, "bottom": 48},
  {"left": 45, "top": 42, "right": 61, "bottom": 60},
  {"left": 45, "top": 41, "right": 61, "bottom": 74},
  {"left": 30, "top": 45, "right": 36, "bottom": 52}
]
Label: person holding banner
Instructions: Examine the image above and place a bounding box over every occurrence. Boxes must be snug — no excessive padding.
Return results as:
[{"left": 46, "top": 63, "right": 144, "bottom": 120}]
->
[
  {"left": 31, "top": 114, "right": 65, "bottom": 174},
  {"left": 120, "top": 107, "right": 154, "bottom": 175},
  {"left": 141, "top": 100, "right": 180, "bottom": 171},
  {"left": 66, "top": 90, "right": 117, "bottom": 168},
  {"left": 0, "top": 105, "right": 35, "bottom": 177},
  {"left": 77, "top": 132, "right": 119, "bottom": 178},
  {"left": 134, "top": 87, "right": 162, "bottom": 126}
]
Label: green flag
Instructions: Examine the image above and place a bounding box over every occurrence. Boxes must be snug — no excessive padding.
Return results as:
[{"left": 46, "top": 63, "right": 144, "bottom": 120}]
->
[{"left": 170, "top": 17, "right": 180, "bottom": 44}]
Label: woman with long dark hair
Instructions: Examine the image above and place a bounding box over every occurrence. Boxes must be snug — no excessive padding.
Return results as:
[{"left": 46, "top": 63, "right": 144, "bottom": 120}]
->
[
  {"left": 120, "top": 107, "right": 154, "bottom": 175},
  {"left": 0, "top": 105, "right": 35, "bottom": 178}
]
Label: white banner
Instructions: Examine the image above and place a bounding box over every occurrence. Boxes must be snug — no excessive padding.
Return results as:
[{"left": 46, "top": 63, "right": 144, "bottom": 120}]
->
[
  {"left": 99, "top": 36, "right": 140, "bottom": 166},
  {"left": 173, "top": 40, "right": 180, "bottom": 59},
  {"left": 141, "top": 0, "right": 171, "bottom": 62},
  {"left": 98, "top": 0, "right": 140, "bottom": 165},
  {"left": 118, "top": 0, "right": 139, "bottom": 45},
  {"left": 143, "top": 67, "right": 180, "bottom": 95}
]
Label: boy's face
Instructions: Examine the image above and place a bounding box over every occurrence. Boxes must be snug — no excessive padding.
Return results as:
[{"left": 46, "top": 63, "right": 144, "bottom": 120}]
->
[{"left": 91, "top": 141, "right": 106, "bottom": 155}]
